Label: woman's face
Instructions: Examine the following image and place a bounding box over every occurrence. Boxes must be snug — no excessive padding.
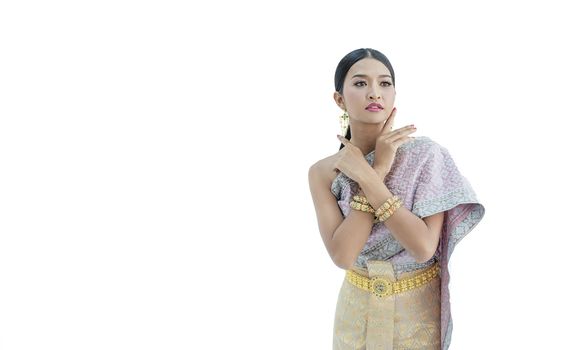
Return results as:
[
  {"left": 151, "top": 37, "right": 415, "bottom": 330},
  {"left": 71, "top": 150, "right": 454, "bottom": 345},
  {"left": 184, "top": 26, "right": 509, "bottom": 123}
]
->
[{"left": 335, "top": 58, "right": 396, "bottom": 124}]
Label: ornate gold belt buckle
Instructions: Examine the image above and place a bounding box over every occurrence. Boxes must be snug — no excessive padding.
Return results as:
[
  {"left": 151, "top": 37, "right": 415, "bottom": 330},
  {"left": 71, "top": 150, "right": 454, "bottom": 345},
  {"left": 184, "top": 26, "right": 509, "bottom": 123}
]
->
[{"left": 370, "top": 277, "right": 393, "bottom": 297}]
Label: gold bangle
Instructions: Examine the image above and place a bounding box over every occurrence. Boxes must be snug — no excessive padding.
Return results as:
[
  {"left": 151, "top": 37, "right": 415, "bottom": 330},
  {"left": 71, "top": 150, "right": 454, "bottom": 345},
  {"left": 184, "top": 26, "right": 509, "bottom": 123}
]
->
[
  {"left": 354, "top": 195, "right": 399, "bottom": 213},
  {"left": 374, "top": 195, "right": 401, "bottom": 217},
  {"left": 350, "top": 200, "right": 375, "bottom": 214},
  {"left": 378, "top": 199, "right": 403, "bottom": 222},
  {"left": 352, "top": 195, "right": 369, "bottom": 205},
  {"left": 351, "top": 194, "right": 403, "bottom": 223},
  {"left": 381, "top": 200, "right": 402, "bottom": 219},
  {"left": 374, "top": 197, "right": 392, "bottom": 217}
]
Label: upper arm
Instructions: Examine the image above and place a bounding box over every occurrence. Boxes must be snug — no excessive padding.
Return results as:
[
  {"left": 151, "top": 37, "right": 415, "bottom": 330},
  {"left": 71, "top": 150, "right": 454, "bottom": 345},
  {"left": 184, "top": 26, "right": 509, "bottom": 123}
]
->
[
  {"left": 308, "top": 163, "right": 344, "bottom": 261},
  {"left": 422, "top": 211, "right": 445, "bottom": 256}
]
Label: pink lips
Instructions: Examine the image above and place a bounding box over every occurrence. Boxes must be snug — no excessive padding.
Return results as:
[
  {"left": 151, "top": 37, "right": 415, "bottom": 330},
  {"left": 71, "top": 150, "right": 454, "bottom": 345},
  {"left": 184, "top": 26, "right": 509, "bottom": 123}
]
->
[{"left": 366, "top": 102, "right": 383, "bottom": 111}]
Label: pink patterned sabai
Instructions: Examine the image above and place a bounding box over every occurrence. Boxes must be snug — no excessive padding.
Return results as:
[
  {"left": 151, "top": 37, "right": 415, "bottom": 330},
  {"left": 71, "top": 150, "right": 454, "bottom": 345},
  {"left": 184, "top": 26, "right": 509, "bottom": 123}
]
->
[{"left": 330, "top": 135, "right": 486, "bottom": 349}]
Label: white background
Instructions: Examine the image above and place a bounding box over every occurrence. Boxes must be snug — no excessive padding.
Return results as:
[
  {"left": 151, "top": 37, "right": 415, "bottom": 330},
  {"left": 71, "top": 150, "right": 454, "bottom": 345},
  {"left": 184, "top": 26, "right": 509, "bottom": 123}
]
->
[{"left": 1, "top": 0, "right": 562, "bottom": 349}]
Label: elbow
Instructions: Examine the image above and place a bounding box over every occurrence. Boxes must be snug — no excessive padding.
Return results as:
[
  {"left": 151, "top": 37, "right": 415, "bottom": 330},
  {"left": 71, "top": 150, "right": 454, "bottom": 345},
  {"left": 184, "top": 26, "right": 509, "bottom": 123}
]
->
[
  {"left": 332, "top": 250, "right": 356, "bottom": 270},
  {"left": 414, "top": 253, "right": 434, "bottom": 264},
  {"left": 413, "top": 242, "right": 439, "bottom": 264},
  {"left": 334, "top": 258, "right": 355, "bottom": 271},
  {"left": 328, "top": 234, "right": 356, "bottom": 270}
]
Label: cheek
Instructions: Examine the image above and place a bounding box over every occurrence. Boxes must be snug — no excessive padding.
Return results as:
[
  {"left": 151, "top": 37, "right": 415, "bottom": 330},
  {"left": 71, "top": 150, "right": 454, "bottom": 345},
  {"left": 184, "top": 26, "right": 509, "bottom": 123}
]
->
[{"left": 345, "top": 90, "right": 363, "bottom": 104}]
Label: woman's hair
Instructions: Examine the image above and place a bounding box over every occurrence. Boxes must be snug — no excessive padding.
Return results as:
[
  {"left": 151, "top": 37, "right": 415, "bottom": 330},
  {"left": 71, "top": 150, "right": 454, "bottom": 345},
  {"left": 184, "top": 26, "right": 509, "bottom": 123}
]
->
[{"left": 335, "top": 48, "right": 395, "bottom": 150}]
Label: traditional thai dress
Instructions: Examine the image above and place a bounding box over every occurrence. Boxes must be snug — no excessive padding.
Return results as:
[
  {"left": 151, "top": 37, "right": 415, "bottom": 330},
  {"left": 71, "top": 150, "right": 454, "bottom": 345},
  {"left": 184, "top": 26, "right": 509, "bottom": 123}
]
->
[{"left": 331, "top": 136, "right": 485, "bottom": 350}]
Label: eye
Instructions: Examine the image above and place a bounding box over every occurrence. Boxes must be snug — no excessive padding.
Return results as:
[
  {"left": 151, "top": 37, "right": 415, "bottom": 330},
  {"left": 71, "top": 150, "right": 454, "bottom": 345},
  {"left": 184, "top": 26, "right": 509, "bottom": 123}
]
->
[
  {"left": 381, "top": 81, "right": 392, "bottom": 87},
  {"left": 353, "top": 81, "right": 367, "bottom": 87}
]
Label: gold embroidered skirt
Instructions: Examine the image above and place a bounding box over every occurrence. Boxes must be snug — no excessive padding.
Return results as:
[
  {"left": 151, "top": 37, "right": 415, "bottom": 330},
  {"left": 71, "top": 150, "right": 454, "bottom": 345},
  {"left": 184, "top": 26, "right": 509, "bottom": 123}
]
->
[{"left": 333, "top": 260, "right": 441, "bottom": 350}]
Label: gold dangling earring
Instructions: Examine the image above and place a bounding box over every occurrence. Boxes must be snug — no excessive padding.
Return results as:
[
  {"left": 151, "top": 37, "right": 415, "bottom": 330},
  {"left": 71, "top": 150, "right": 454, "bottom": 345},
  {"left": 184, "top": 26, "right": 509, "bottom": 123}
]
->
[{"left": 339, "top": 110, "right": 349, "bottom": 136}]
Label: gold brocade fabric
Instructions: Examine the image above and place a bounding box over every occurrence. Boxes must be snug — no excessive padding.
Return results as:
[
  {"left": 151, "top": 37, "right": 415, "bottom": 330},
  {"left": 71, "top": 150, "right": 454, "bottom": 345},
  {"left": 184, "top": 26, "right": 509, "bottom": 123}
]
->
[{"left": 333, "top": 260, "right": 441, "bottom": 350}]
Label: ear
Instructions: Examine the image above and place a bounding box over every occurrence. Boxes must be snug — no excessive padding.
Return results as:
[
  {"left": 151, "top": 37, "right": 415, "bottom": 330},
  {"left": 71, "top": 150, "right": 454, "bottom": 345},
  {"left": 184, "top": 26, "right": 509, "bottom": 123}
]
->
[{"left": 333, "top": 91, "right": 346, "bottom": 111}]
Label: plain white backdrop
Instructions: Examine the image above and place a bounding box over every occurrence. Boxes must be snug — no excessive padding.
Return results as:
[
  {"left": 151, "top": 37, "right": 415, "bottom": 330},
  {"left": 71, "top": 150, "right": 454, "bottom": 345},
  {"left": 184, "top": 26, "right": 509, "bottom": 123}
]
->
[{"left": 1, "top": 0, "right": 562, "bottom": 349}]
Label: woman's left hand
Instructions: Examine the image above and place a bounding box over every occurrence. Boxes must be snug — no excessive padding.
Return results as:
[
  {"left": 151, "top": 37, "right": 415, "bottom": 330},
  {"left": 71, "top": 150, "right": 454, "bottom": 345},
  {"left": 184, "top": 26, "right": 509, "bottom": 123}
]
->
[{"left": 333, "top": 135, "right": 373, "bottom": 184}]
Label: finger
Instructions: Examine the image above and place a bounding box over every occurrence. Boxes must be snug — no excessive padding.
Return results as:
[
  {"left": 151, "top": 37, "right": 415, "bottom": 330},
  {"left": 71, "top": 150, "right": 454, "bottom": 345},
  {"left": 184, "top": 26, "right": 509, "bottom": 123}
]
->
[
  {"left": 337, "top": 134, "right": 352, "bottom": 146},
  {"left": 382, "top": 107, "right": 397, "bottom": 132},
  {"left": 384, "top": 124, "right": 413, "bottom": 139},
  {"left": 402, "top": 136, "right": 416, "bottom": 144},
  {"left": 388, "top": 126, "right": 416, "bottom": 141},
  {"left": 388, "top": 129, "right": 417, "bottom": 143},
  {"left": 394, "top": 136, "right": 416, "bottom": 146},
  {"left": 380, "top": 123, "right": 413, "bottom": 142}
]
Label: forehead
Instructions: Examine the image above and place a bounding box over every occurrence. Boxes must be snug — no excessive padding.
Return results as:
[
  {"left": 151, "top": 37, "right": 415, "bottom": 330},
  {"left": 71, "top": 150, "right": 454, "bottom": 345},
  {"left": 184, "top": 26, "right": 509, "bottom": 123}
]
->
[{"left": 346, "top": 58, "right": 391, "bottom": 79}]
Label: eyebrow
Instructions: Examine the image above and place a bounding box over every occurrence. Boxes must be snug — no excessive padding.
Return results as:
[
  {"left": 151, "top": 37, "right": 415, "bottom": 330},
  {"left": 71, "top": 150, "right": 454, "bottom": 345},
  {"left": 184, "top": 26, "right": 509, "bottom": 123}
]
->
[{"left": 351, "top": 74, "right": 392, "bottom": 79}]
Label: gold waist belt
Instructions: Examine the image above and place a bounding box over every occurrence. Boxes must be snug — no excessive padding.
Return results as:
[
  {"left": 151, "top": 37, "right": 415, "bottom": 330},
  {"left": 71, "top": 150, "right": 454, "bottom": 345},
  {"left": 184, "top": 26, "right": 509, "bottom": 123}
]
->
[{"left": 345, "top": 262, "right": 440, "bottom": 297}]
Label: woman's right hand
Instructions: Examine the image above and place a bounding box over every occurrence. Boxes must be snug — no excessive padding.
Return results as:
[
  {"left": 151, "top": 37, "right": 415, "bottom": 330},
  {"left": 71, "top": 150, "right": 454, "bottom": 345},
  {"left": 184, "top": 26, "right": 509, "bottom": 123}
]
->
[{"left": 372, "top": 107, "right": 417, "bottom": 178}]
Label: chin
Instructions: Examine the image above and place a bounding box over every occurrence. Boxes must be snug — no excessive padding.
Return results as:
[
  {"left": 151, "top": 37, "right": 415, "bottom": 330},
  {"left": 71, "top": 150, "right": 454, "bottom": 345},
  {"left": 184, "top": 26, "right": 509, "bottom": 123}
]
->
[{"left": 361, "top": 113, "right": 388, "bottom": 123}]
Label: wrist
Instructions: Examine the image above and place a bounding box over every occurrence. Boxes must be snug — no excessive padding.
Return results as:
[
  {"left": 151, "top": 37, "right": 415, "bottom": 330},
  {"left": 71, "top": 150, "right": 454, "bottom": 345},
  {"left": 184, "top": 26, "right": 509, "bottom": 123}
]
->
[
  {"left": 372, "top": 166, "right": 387, "bottom": 179},
  {"left": 357, "top": 166, "right": 383, "bottom": 188}
]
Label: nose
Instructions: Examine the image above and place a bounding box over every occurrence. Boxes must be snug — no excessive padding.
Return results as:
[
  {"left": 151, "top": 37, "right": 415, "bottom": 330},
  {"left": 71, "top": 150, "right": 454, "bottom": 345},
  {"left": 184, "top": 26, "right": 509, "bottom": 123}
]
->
[{"left": 368, "top": 87, "right": 382, "bottom": 100}]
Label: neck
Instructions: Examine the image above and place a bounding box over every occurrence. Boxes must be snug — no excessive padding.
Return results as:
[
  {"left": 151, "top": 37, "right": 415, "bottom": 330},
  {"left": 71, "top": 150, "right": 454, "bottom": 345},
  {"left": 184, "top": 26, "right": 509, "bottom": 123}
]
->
[{"left": 349, "top": 121, "right": 386, "bottom": 156}]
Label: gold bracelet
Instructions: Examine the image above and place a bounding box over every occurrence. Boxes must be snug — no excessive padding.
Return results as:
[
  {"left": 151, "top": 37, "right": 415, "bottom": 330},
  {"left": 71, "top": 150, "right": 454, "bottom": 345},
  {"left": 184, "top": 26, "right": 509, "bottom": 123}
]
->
[
  {"left": 354, "top": 195, "right": 398, "bottom": 213},
  {"left": 374, "top": 195, "right": 399, "bottom": 217},
  {"left": 351, "top": 194, "right": 403, "bottom": 223},
  {"left": 352, "top": 195, "right": 369, "bottom": 205},
  {"left": 374, "top": 195, "right": 401, "bottom": 217},
  {"left": 377, "top": 199, "right": 403, "bottom": 222},
  {"left": 373, "top": 195, "right": 402, "bottom": 223},
  {"left": 349, "top": 200, "right": 375, "bottom": 214}
]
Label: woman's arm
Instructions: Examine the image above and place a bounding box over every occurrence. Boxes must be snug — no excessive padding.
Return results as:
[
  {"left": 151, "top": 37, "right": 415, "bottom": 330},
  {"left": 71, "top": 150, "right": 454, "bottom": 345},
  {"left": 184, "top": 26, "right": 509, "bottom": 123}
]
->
[
  {"left": 357, "top": 168, "right": 443, "bottom": 264},
  {"left": 308, "top": 163, "right": 375, "bottom": 270}
]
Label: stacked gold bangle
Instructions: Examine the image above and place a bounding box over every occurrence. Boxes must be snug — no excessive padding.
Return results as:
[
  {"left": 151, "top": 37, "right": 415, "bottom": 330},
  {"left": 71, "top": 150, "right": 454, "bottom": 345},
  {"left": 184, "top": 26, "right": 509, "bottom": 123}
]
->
[
  {"left": 350, "top": 195, "right": 376, "bottom": 214},
  {"left": 350, "top": 194, "right": 403, "bottom": 223},
  {"left": 374, "top": 195, "right": 403, "bottom": 223}
]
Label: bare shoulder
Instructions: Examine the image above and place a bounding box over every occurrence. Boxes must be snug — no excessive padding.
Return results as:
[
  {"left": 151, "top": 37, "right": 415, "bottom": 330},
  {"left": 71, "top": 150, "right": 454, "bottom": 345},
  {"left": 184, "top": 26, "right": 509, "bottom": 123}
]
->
[{"left": 308, "top": 152, "right": 340, "bottom": 187}]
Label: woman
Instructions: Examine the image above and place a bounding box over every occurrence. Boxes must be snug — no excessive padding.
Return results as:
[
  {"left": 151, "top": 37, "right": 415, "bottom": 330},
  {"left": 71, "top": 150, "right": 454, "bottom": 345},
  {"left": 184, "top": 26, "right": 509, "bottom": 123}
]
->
[{"left": 308, "top": 48, "right": 485, "bottom": 349}]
